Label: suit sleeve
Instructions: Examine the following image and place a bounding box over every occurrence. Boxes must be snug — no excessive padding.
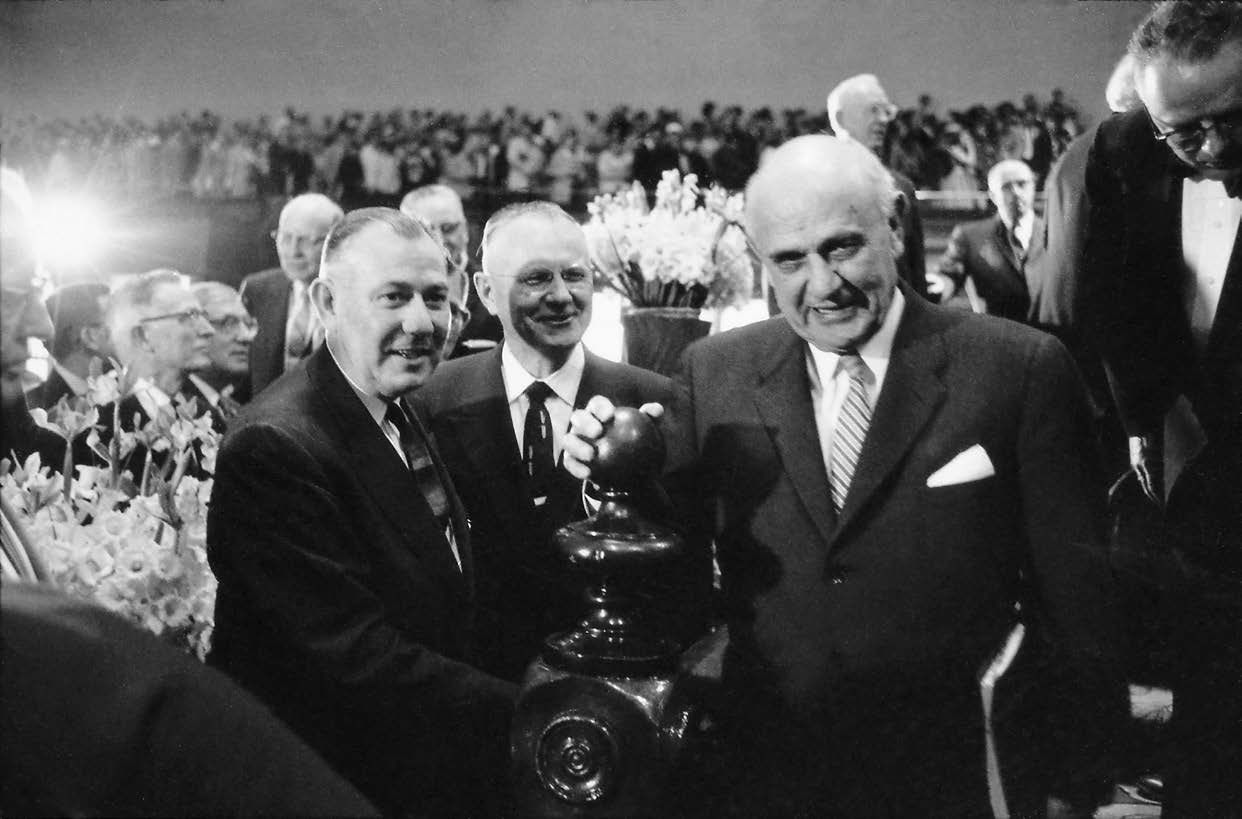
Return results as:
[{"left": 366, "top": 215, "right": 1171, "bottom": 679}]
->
[
  {"left": 1016, "top": 334, "right": 1128, "bottom": 805},
  {"left": 208, "top": 422, "right": 516, "bottom": 717}
]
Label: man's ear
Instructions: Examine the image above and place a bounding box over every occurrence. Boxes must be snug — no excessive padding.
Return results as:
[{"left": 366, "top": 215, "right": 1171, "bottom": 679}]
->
[
  {"left": 309, "top": 277, "right": 334, "bottom": 322},
  {"left": 889, "top": 192, "right": 907, "bottom": 260},
  {"left": 130, "top": 324, "right": 151, "bottom": 352},
  {"left": 474, "top": 271, "right": 500, "bottom": 317},
  {"left": 81, "top": 324, "right": 108, "bottom": 355}
]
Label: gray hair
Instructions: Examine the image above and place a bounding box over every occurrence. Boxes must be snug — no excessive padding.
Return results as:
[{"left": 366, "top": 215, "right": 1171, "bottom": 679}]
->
[
  {"left": 826, "top": 73, "right": 886, "bottom": 134},
  {"left": 399, "top": 184, "right": 462, "bottom": 216},
  {"left": 107, "top": 268, "right": 191, "bottom": 363},
  {"left": 480, "top": 201, "right": 579, "bottom": 275},
  {"left": 192, "top": 280, "right": 243, "bottom": 312},
  {"left": 319, "top": 207, "right": 435, "bottom": 278}
]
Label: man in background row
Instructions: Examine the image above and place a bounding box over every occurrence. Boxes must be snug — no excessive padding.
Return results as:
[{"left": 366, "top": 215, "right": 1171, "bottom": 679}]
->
[
  {"left": 929, "top": 159, "right": 1046, "bottom": 323},
  {"left": 190, "top": 281, "right": 256, "bottom": 425},
  {"left": 241, "top": 192, "right": 343, "bottom": 396},
  {"left": 399, "top": 183, "right": 503, "bottom": 358},
  {"left": 27, "top": 282, "right": 112, "bottom": 410},
  {"left": 828, "top": 72, "right": 929, "bottom": 300},
  {"left": 416, "top": 202, "right": 673, "bottom": 681}
]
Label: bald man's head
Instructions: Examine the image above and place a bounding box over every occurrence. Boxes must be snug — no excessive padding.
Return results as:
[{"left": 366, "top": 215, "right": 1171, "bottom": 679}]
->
[
  {"left": 275, "top": 193, "right": 344, "bottom": 283},
  {"left": 746, "top": 135, "right": 904, "bottom": 353}
]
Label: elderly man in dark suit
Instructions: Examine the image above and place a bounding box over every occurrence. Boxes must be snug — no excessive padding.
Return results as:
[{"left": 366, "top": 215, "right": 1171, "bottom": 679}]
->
[
  {"left": 566, "top": 135, "right": 1126, "bottom": 818},
  {"left": 929, "top": 159, "right": 1046, "bottom": 323},
  {"left": 28, "top": 282, "right": 112, "bottom": 410},
  {"left": 207, "top": 208, "right": 516, "bottom": 817},
  {"left": 1080, "top": 3, "right": 1242, "bottom": 814},
  {"left": 239, "top": 192, "right": 343, "bottom": 397},
  {"left": 415, "top": 202, "right": 673, "bottom": 681}
]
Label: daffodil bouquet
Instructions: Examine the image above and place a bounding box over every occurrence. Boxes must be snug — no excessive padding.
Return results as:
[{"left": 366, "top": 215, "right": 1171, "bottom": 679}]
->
[
  {"left": 584, "top": 170, "right": 755, "bottom": 310},
  {"left": 1, "top": 365, "right": 220, "bottom": 659}
]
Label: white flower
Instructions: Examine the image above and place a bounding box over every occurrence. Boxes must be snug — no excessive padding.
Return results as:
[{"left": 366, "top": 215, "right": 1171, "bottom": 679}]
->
[{"left": 155, "top": 594, "right": 192, "bottom": 628}]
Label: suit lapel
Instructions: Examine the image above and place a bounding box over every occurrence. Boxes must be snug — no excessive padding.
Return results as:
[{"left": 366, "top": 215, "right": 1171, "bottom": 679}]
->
[
  {"left": 309, "top": 349, "right": 467, "bottom": 597},
  {"left": 991, "top": 217, "right": 1023, "bottom": 279},
  {"left": 1205, "top": 217, "right": 1242, "bottom": 362},
  {"left": 827, "top": 294, "right": 948, "bottom": 551},
  {"left": 751, "top": 324, "right": 837, "bottom": 548}
]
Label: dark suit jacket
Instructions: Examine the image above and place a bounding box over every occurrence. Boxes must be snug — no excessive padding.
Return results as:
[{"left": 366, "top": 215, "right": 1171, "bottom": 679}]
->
[
  {"left": 938, "top": 214, "right": 1047, "bottom": 324},
  {"left": 1, "top": 582, "right": 379, "bottom": 818},
  {"left": 207, "top": 346, "right": 515, "bottom": 817},
  {"left": 25, "top": 367, "right": 77, "bottom": 411},
  {"left": 662, "top": 289, "right": 1126, "bottom": 816},
  {"left": 1082, "top": 108, "right": 1242, "bottom": 816},
  {"left": 415, "top": 345, "right": 677, "bottom": 681},
  {"left": 238, "top": 266, "right": 293, "bottom": 397}
]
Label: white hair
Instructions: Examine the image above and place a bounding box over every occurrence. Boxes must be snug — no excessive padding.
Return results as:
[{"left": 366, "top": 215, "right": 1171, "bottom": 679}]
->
[{"left": 826, "top": 73, "right": 887, "bottom": 134}]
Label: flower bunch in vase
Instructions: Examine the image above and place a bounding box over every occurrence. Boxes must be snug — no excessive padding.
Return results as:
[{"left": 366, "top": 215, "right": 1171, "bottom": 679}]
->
[
  {"left": 1, "top": 365, "right": 221, "bottom": 659},
  {"left": 583, "top": 169, "right": 755, "bottom": 311}
]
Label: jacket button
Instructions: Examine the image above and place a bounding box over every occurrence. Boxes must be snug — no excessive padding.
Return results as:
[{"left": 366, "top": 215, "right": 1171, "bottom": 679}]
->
[{"left": 829, "top": 572, "right": 846, "bottom": 585}]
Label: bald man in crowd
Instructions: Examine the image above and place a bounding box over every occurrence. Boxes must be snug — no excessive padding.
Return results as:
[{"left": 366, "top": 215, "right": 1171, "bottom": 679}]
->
[
  {"left": 929, "top": 159, "right": 1046, "bottom": 323},
  {"left": 565, "top": 135, "right": 1125, "bottom": 818},
  {"left": 827, "top": 73, "right": 929, "bottom": 299},
  {"left": 240, "top": 192, "right": 343, "bottom": 396},
  {"left": 400, "top": 184, "right": 503, "bottom": 358},
  {"left": 208, "top": 208, "right": 514, "bottom": 816}
]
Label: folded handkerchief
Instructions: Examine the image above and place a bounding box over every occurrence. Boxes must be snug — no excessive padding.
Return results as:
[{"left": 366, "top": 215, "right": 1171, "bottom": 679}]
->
[{"left": 926, "top": 444, "right": 995, "bottom": 487}]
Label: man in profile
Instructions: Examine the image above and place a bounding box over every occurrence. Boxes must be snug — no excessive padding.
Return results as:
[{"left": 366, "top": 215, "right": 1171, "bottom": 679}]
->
[
  {"left": 189, "top": 281, "right": 257, "bottom": 425},
  {"left": 566, "top": 135, "right": 1125, "bottom": 818},
  {"left": 930, "top": 159, "right": 1045, "bottom": 323},
  {"left": 1080, "top": 2, "right": 1242, "bottom": 813},
  {"left": 827, "top": 73, "right": 929, "bottom": 299},
  {"left": 399, "top": 183, "right": 503, "bottom": 358},
  {"left": 29, "top": 282, "right": 113, "bottom": 410},
  {"left": 416, "top": 202, "right": 673, "bottom": 681},
  {"left": 208, "top": 208, "right": 515, "bottom": 816},
  {"left": 240, "top": 192, "right": 343, "bottom": 396}
]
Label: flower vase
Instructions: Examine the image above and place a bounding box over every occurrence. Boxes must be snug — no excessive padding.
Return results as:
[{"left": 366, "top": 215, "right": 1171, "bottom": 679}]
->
[{"left": 620, "top": 307, "right": 711, "bottom": 377}]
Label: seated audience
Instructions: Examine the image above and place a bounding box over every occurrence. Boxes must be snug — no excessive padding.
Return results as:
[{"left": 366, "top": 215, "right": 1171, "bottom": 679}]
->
[
  {"left": 207, "top": 208, "right": 515, "bottom": 816},
  {"left": 930, "top": 159, "right": 1044, "bottom": 323},
  {"left": 190, "top": 281, "right": 256, "bottom": 426},
  {"left": 240, "top": 192, "right": 343, "bottom": 397},
  {"left": 416, "top": 202, "right": 673, "bottom": 681},
  {"left": 28, "top": 282, "right": 112, "bottom": 410}
]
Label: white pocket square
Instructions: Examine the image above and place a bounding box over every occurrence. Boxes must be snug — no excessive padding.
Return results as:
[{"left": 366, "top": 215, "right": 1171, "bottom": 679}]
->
[{"left": 926, "top": 444, "right": 995, "bottom": 488}]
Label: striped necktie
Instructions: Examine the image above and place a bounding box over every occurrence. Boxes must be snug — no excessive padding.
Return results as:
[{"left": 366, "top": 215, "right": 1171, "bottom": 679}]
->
[
  {"left": 385, "top": 401, "right": 450, "bottom": 525},
  {"left": 830, "top": 352, "right": 873, "bottom": 514}
]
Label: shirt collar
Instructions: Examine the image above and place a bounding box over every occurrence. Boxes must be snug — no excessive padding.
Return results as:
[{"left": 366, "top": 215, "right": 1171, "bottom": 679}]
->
[
  {"left": 806, "top": 287, "right": 905, "bottom": 385},
  {"left": 326, "top": 342, "right": 390, "bottom": 428},
  {"left": 49, "top": 359, "right": 88, "bottom": 396},
  {"left": 500, "top": 342, "right": 585, "bottom": 406},
  {"left": 130, "top": 377, "right": 174, "bottom": 421},
  {"left": 187, "top": 374, "right": 220, "bottom": 407}
]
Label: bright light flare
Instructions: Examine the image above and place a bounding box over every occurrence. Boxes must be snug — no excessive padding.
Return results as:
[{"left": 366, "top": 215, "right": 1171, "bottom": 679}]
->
[{"left": 30, "top": 193, "right": 110, "bottom": 270}]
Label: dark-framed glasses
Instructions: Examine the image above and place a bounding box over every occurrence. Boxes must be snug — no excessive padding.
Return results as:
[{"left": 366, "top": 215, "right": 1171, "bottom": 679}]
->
[
  {"left": 511, "top": 267, "right": 593, "bottom": 293},
  {"left": 139, "top": 307, "right": 209, "bottom": 326},
  {"left": 209, "top": 315, "right": 259, "bottom": 333},
  {"left": 270, "top": 230, "right": 329, "bottom": 250},
  {"left": 1150, "top": 107, "right": 1242, "bottom": 153}
]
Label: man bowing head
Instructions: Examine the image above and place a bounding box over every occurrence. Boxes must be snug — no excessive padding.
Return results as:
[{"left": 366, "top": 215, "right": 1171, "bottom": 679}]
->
[
  {"left": 207, "top": 208, "right": 515, "bottom": 818},
  {"left": 565, "top": 136, "right": 1126, "bottom": 818}
]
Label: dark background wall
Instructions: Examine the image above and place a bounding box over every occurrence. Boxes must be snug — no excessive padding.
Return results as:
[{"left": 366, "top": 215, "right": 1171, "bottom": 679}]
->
[{"left": 4, "top": 0, "right": 1145, "bottom": 123}]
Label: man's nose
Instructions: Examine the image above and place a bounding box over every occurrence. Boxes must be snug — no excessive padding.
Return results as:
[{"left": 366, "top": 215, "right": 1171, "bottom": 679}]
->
[
  {"left": 806, "top": 254, "right": 844, "bottom": 294},
  {"left": 543, "top": 273, "right": 573, "bottom": 303},
  {"left": 19, "top": 297, "right": 54, "bottom": 345},
  {"left": 1196, "top": 127, "right": 1231, "bottom": 163},
  {"left": 194, "top": 315, "right": 215, "bottom": 337},
  {"left": 401, "top": 295, "right": 435, "bottom": 334}
]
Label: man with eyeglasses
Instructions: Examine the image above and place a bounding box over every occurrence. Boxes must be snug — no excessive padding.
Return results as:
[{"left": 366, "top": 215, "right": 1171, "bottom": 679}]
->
[
  {"left": 414, "top": 202, "right": 675, "bottom": 681},
  {"left": 28, "top": 282, "right": 113, "bottom": 411},
  {"left": 399, "top": 184, "right": 503, "bottom": 359},
  {"left": 189, "top": 281, "right": 257, "bottom": 428},
  {"left": 827, "top": 73, "right": 929, "bottom": 300},
  {"left": 1080, "top": 3, "right": 1242, "bottom": 815},
  {"left": 240, "top": 192, "right": 343, "bottom": 397}
]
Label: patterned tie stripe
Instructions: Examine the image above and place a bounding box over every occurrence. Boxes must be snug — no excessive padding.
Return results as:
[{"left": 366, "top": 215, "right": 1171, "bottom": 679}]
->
[
  {"left": 523, "top": 381, "right": 556, "bottom": 502},
  {"left": 830, "top": 353, "right": 873, "bottom": 514},
  {"left": 385, "top": 402, "right": 450, "bottom": 523}
]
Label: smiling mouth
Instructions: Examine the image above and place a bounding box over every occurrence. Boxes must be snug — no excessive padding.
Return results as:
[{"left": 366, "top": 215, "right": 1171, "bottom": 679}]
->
[
  {"left": 390, "top": 348, "right": 433, "bottom": 360},
  {"left": 537, "top": 314, "right": 577, "bottom": 325}
]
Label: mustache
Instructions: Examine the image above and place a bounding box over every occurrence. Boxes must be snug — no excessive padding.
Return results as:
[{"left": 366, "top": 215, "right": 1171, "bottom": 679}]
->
[{"left": 822, "top": 277, "right": 868, "bottom": 309}]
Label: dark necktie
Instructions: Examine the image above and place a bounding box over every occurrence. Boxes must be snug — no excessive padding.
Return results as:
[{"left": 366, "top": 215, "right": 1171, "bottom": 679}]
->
[
  {"left": 1008, "top": 225, "right": 1027, "bottom": 270},
  {"left": 522, "top": 381, "right": 556, "bottom": 505},
  {"left": 385, "top": 401, "right": 450, "bottom": 525}
]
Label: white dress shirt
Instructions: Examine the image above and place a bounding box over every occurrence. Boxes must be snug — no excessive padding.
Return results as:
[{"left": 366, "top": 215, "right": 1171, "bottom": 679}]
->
[
  {"left": 806, "top": 289, "right": 906, "bottom": 477},
  {"left": 501, "top": 342, "right": 585, "bottom": 464},
  {"left": 329, "top": 344, "right": 461, "bottom": 570},
  {"left": 187, "top": 374, "right": 221, "bottom": 408},
  {"left": 130, "top": 378, "right": 174, "bottom": 423},
  {"left": 1181, "top": 176, "right": 1242, "bottom": 351}
]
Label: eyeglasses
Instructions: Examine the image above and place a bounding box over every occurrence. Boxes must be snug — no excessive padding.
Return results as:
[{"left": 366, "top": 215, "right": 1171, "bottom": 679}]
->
[
  {"left": 1150, "top": 107, "right": 1242, "bottom": 153},
  {"left": 505, "top": 267, "right": 593, "bottom": 293},
  {"left": 271, "top": 230, "right": 329, "bottom": 250},
  {"left": 209, "top": 315, "right": 259, "bottom": 333},
  {"left": 139, "top": 307, "right": 209, "bottom": 326}
]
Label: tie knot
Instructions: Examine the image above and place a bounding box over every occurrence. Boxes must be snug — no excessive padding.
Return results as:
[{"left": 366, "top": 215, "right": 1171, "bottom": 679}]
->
[
  {"left": 837, "top": 351, "right": 871, "bottom": 382},
  {"left": 385, "top": 401, "right": 412, "bottom": 434},
  {"left": 525, "top": 380, "right": 554, "bottom": 404}
]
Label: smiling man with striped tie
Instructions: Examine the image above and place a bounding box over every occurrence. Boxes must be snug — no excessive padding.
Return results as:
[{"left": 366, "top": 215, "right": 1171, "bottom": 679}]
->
[
  {"left": 207, "top": 208, "right": 515, "bottom": 817},
  {"left": 564, "top": 135, "right": 1127, "bottom": 819}
]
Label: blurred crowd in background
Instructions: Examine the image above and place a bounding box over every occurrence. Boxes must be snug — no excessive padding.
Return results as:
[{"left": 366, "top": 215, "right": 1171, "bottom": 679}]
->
[{"left": 2, "top": 89, "right": 1082, "bottom": 210}]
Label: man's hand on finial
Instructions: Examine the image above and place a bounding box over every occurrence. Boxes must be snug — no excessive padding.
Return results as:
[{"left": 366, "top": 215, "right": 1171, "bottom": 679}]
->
[{"left": 563, "top": 395, "right": 664, "bottom": 481}]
